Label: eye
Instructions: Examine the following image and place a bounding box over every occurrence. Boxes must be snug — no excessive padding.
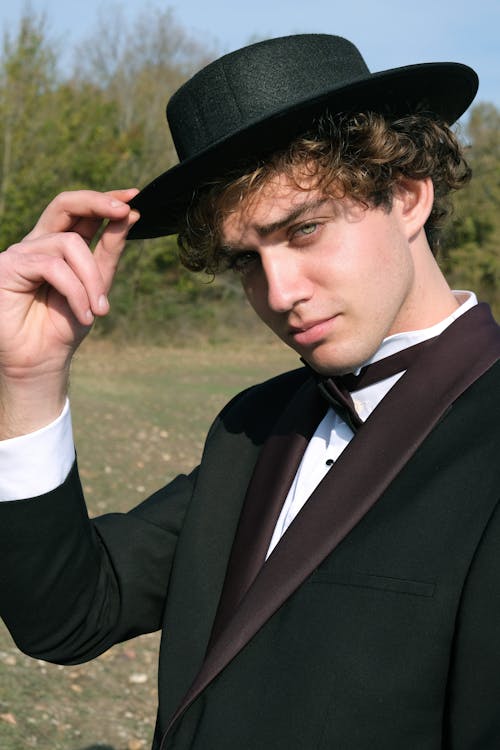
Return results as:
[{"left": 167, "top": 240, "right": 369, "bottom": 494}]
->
[
  {"left": 226, "top": 251, "right": 260, "bottom": 275},
  {"left": 291, "top": 222, "right": 320, "bottom": 241},
  {"left": 298, "top": 222, "right": 318, "bottom": 235}
]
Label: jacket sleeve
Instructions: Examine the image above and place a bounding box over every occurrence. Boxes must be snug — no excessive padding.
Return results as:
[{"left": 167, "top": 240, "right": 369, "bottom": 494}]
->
[
  {"left": 445, "top": 496, "right": 500, "bottom": 748},
  {"left": 0, "top": 367, "right": 307, "bottom": 668},
  {"left": 0, "top": 460, "right": 195, "bottom": 665}
]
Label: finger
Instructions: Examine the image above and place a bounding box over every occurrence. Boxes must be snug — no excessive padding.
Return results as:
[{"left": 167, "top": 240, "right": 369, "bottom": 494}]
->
[
  {"left": 93, "top": 209, "right": 141, "bottom": 295},
  {"left": 71, "top": 188, "right": 142, "bottom": 243},
  {"left": 9, "top": 231, "right": 109, "bottom": 322},
  {"left": 5, "top": 249, "right": 95, "bottom": 328},
  {"left": 26, "top": 188, "right": 140, "bottom": 241},
  {"left": 14, "top": 203, "right": 139, "bottom": 319}
]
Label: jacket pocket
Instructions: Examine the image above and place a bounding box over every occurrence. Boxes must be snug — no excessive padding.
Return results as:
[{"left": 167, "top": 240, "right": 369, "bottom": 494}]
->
[{"left": 310, "top": 569, "right": 435, "bottom": 597}]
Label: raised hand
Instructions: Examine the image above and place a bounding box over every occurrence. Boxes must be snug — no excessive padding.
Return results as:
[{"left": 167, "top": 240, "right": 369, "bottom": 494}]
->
[{"left": 0, "top": 189, "right": 140, "bottom": 437}]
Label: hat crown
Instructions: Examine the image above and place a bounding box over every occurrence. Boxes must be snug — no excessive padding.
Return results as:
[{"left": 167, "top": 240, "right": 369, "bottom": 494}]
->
[{"left": 168, "top": 35, "right": 370, "bottom": 162}]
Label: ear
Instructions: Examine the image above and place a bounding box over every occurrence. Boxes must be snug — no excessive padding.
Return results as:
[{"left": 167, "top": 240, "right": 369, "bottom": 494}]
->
[{"left": 394, "top": 178, "right": 434, "bottom": 242}]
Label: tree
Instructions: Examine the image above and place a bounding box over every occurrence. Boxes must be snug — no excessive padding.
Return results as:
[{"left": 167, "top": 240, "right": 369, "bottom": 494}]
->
[
  {"left": 442, "top": 104, "right": 500, "bottom": 315},
  {"left": 71, "top": 4, "right": 225, "bottom": 337},
  {"left": 0, "top": 12, "right": 130, "bottom": 248},
  {"left": 0, "top": 13, "right": 58, "bottom": 244},
  {"left": 73, "top": 3, "right": 214, "bottom": 187}
]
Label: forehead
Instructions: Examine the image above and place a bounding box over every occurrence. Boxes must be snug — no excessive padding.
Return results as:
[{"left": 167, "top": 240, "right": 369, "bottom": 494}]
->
[{"left": 221, "top": 174, "right": 326, "bottom": 242}]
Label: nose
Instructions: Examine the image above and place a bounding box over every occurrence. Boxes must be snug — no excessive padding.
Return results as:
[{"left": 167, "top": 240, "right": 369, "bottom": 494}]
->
[{"left": 261, "top": 250, "right": 313, "bottom": 313}]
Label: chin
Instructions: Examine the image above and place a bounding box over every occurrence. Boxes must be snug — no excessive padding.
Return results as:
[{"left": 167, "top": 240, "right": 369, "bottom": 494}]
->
[
  {"left": 303, "top": 344, "right": 374, "bottom": 376},
  {"left": 302, "top": 354, "right": 354, "bottom": 377}
]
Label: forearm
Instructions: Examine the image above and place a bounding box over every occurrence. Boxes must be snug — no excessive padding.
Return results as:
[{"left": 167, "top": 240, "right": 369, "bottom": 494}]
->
[
  {"left": 0, "top": 360, "right": 70, "bottom": 440},
  {"left": 0, "top": 464, "right": 111, "bottom": 663},
  {"left": 0, "top": 459, "right": 195, "bottom": 664},
  {"left": 0, "top": 189, "right": 152, "bottom": 662}
]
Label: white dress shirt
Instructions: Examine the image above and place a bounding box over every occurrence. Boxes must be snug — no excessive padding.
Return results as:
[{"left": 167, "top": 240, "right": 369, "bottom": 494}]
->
[
  {"left": 0, "top": 292, "right": 477, "bottom": 515},
  {"left": 266, "top": 291, "right": 478, "bottom": 556}
]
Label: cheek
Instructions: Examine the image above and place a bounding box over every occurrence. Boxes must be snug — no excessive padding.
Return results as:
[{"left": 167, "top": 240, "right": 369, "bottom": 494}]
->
[
  {"left": 242, "top": 278, "right": 271, "bottom": 321},
  {"left": 332, "top": 228, "right": 413, "bottom": 318},
  {"left": 360, "top": 242, "right": 415, "bottom": 330}
]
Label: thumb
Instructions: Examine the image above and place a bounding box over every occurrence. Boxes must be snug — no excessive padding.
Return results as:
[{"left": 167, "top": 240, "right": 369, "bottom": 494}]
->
[{"left": 93, "top": 209, "right": 141, "bottom": 296}]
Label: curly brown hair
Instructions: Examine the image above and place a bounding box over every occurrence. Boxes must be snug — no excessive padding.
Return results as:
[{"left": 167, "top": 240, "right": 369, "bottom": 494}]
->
[{"left": 177, "top": 111, "right": 471, "bottom": 274}]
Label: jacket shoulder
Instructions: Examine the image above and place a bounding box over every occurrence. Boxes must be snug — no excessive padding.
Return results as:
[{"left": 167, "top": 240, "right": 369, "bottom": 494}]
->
[{"left": 213, "top": 366, "right": 311, "bottom": 444}]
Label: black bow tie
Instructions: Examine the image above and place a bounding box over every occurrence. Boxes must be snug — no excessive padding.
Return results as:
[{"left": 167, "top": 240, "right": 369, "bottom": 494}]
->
[{"left": 316, "top": 338, "right": 437, "bottom": 432}]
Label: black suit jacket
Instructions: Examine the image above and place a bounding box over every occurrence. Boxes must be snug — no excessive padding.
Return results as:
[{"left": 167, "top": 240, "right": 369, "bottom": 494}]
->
[{"left": 1, "top": 305, "right": 500, "bottom": 749}]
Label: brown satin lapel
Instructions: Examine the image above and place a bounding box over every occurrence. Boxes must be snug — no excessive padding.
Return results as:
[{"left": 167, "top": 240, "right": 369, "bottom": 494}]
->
[
  {"left": 165, "top": 303, "right": 500, "bottom": 736},
  {"left": 207, "top": 377, "right": 327, "bottom": 649}
]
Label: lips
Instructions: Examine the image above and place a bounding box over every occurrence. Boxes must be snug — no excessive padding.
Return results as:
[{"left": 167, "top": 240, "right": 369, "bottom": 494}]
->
[{"left": 288, "top": 316, "right": 337, "bottom": 347}]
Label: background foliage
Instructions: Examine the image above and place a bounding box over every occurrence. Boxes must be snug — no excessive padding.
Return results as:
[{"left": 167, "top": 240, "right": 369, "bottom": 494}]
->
[{"left": 1, "top": 8, "right": 499, "bottom": 340}]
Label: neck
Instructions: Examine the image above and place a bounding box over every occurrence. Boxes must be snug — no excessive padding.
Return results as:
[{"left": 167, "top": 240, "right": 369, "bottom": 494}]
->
[{"left": 390, "top": 239, "right": 459, "bottom": 336}]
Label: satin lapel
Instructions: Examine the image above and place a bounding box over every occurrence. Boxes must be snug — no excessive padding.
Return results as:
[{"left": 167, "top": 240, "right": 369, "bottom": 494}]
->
[
  {"left": 207, "top": 377, "right": 326, "bottom": 648},
  {"left": 166, "top": 304, "right": 500, "bottom": 736}
]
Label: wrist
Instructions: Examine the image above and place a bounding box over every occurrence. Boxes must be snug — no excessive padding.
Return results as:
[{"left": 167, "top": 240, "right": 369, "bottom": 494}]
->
[{"left": 0, "top": 364, "right": 70, "bottom": 439}]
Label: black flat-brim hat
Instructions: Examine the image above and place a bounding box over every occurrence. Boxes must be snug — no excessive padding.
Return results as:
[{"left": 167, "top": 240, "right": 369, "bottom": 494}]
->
[{"left": 127, "top": 33, "right": 478, "bottom": 240}]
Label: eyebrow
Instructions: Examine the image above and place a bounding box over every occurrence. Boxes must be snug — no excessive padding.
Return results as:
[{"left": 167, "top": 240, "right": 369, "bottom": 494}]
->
[
  {"left": 254, "top": 196, "right": 330, "bottom": 237},
  {"left": 219, "top": 195, "right": 333, "bottom": 257}
]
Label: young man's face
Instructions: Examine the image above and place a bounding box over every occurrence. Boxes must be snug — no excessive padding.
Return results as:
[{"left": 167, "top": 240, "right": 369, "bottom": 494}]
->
[{"left": 221, "top": 175, "right": 428, "bottom": 374}]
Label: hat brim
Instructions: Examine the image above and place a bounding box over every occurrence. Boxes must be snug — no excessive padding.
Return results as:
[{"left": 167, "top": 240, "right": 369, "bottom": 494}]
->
[{"left": 127, "top": 62, "right": 478, "bottom": 240}]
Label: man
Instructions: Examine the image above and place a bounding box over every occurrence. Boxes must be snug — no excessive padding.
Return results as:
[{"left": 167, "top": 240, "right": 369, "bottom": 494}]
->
[{"left": 0, "top": 34, "right": 499, "bottom": 749}]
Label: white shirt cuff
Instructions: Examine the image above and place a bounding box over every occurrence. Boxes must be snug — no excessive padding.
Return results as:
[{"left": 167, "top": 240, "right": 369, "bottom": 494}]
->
[{"left": 0, "top": 399, "right": 75, "bottom": 501}]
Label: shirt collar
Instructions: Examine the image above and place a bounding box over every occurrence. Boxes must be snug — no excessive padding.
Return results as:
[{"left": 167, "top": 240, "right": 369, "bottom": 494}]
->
[{"left": 362, "top": 291, "right": 478, "bottom": 368}]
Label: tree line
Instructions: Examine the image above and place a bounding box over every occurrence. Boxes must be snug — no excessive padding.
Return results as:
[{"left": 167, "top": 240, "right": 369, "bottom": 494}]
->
[{"left": 1, "top": 9, "right": 499, "bottom": 340}]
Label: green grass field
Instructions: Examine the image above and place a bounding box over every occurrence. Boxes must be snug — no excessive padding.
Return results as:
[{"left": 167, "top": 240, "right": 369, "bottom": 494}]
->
[{"left": 0, "top": 337, "right": 297, "bottom": 750}]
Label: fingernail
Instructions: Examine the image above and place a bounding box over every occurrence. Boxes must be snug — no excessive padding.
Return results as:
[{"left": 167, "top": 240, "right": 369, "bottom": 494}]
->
[
  {"left": 98, "top": 294, "right": 109, "bottom": 313},
  {"left": 85, "top": 309, "right": 94, "bottom": 324}
]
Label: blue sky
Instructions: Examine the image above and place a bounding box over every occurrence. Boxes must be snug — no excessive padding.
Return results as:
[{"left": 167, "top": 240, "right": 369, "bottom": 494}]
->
[{"left": 1, "top": 0, "right": 499, "bottom": 109}]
